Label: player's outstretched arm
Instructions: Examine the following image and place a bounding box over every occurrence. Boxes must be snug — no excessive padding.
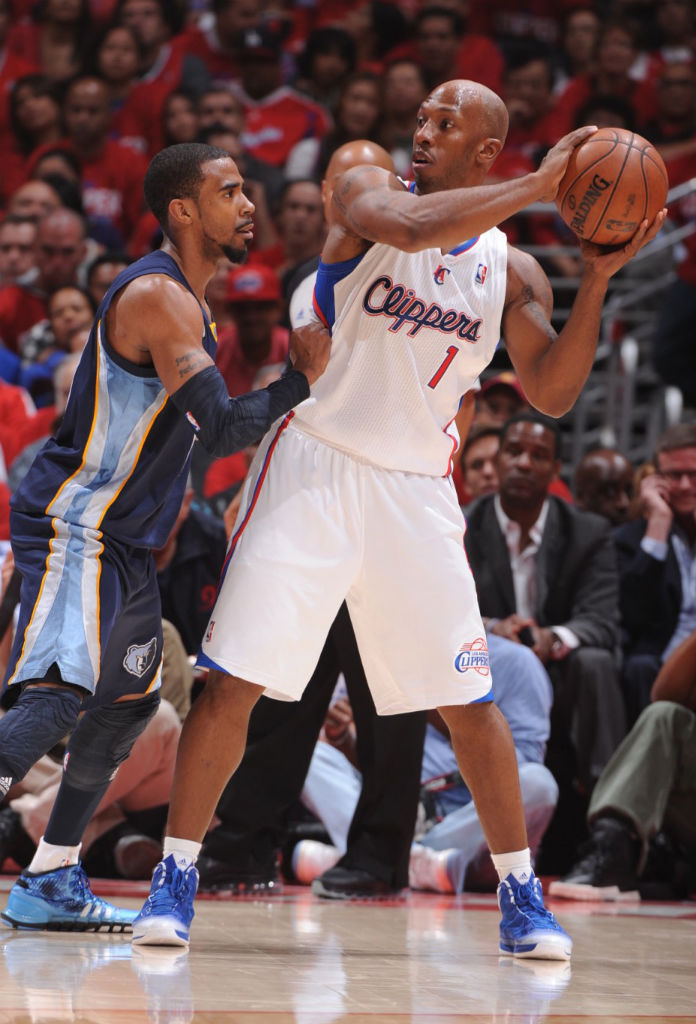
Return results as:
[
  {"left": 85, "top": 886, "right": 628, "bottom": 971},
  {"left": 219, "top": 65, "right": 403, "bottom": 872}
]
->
[
  {"left": 327, "top": 127, "right": 597, "bottom": 258},
  {"left": 112, "top": 275, "right": 327, "bottom": 456},
  {"left": 502, "top": 210, "right": 666, "bottom": 417}
]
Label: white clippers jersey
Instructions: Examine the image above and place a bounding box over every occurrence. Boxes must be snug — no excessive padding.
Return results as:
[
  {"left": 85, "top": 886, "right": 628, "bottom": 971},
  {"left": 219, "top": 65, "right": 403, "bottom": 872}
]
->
[{"left": 292, "top": 226, "right": 508, "bottom": 475}]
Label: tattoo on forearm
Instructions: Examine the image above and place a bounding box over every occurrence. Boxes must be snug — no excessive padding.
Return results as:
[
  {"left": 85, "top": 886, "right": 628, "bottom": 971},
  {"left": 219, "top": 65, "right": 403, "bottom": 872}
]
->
[{"left": 175, "top": 351, "right": 208, "bottom": 379}]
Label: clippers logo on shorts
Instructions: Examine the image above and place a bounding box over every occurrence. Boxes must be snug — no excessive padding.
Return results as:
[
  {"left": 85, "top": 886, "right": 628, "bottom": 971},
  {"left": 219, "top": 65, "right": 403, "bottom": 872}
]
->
[
  {"left": 475, "top": 263, "right": 487, "bottom": 285},
  {"left": 123, "top": 637, "right": 158, "bottom": 677},
  {"left": 363, "top": 276, "right": 483, "bottom": 342},
  {"left": 433, "top": 264, "right": 450, "bottom": 285},
  {"left": 454, "top": 636, "right": 490, "bottom": 675}
]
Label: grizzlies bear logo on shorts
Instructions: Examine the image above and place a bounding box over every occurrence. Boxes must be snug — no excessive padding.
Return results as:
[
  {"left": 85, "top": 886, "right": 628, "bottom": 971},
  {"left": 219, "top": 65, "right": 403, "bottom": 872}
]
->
[{"left": 123, "top": 638, "right": 158, "bottom": 677}]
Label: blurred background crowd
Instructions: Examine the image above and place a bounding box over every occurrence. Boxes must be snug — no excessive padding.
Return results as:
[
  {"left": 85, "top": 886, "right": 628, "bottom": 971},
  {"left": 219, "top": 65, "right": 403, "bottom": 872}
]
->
[{"left": 1, "top": 0, "right": 695, "bottom": 907}]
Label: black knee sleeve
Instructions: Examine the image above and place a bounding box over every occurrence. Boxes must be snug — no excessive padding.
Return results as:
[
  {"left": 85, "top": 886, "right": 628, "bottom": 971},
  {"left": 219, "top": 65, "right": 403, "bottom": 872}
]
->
[
  {"left": 63, "top": 691, "right": 161, "bottom": 792},
  {"left": 0, "top": 687, "right": 83, "bottom": 794}
]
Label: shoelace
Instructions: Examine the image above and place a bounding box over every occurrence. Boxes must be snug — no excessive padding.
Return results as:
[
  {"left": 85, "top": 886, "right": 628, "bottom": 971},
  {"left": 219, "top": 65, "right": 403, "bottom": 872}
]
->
[
  {"left": 510, "top": 879, "right": 560, "bottom": 928},
  {"left": 147, "top": 864, "right": 194, "bottom": 911}
]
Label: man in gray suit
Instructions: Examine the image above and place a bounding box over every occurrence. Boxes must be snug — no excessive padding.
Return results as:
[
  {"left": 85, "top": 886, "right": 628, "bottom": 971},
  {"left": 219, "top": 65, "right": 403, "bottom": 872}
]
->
[{"left": 463, "top": 413, "right": 626, "bottom": 825}]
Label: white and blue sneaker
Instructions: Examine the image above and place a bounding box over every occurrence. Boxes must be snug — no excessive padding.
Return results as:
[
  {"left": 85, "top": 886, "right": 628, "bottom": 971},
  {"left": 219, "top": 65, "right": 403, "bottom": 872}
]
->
[
  {"left": 132, "top": 855, "right": 199, "bottom": 948},
  {"left": 1, "top": 864, "right": 137, "bottom": 932},
  {"left": 498, "top": 872, "right": 572, "bottom": 960}
]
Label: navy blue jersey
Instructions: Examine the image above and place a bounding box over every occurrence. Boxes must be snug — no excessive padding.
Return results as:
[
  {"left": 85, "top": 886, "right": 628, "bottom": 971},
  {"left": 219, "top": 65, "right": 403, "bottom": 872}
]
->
[{"left": 11, "top": 251, "right": 216, "bottom": 550}]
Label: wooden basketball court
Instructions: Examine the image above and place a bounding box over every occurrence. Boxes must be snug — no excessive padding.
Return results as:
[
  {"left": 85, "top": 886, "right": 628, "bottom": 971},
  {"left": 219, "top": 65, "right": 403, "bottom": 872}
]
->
[{"left": 0, "top": 878, "right": 694, "bottom": 1023}]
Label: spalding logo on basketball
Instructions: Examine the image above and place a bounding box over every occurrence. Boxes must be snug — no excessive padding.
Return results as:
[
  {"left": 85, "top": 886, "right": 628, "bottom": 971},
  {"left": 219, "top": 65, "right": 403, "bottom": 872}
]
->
[{"left": 556, "top": 127, "right": 669, "bottom": 246}]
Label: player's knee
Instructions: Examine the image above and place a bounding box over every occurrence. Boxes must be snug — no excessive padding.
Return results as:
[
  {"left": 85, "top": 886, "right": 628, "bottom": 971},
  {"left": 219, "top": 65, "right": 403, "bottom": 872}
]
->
[
  {"left": 0, "top": 686, "right": 83, "bottom": 782},
  {"left": 63, "top": 691, "right": 160, "bottom": 792}
]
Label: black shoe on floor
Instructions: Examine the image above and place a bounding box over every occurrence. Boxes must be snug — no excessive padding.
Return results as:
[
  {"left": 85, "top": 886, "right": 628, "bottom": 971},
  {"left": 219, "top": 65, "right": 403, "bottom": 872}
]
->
[
  {"left": 196, "top": 854, "right": 283, "bottom": 895},
  {"left": 0, "top": 807, "right": 35, "bottom": 869},
  {"left": 549, "top": 815, "right": 641, "bottom": 901},
  {"left": 311, "top": 864, "right": 401, "bottom": 900}
]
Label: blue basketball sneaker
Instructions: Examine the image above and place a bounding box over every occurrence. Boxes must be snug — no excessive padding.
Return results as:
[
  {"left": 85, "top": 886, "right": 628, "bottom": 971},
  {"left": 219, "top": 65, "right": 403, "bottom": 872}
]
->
[
  {"left": 1, "top": 864, "right": 137, "bottom": 932},
  {"left": 131, "top": 855, "right": 199, "bottom": 948},
  {"left": 498, "top": 872, "right": 572, "bottom": 960}
]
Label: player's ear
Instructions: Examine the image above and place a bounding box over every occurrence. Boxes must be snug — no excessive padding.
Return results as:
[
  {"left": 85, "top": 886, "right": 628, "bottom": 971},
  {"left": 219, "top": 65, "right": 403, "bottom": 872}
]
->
[
  {"left": 168, "top": 197, "right": 195, "bottom": 228},
  {"left": 478, "top": 137, "right": 504, "bottom": 168}
]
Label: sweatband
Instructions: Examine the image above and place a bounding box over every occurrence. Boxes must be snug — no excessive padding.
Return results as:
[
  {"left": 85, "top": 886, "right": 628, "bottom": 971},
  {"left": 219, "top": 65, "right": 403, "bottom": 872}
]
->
[{"left": 170, "top": 365, "right": 310, "bottom": 456}]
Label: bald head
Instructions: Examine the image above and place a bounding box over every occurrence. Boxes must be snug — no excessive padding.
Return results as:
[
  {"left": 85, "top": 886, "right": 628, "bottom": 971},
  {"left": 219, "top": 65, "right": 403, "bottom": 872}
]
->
[
  {"left": 322, "top": 140, "right": 395, "bottom": 218},
  {"left": 574, "top": 448, "right": 634, "bottom": 526},
  {"left": 325, "top": 141, "right": 395, "bottom": 185},
  {"left": 430, "top": 80, "right": 509, "bottom": 144}
]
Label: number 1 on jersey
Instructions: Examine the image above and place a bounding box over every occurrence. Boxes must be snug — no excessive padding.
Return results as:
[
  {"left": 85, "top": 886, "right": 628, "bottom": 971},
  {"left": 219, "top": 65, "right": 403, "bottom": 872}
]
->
[{"left": 428, "top": 345, "right": 458, "bottom": 389}]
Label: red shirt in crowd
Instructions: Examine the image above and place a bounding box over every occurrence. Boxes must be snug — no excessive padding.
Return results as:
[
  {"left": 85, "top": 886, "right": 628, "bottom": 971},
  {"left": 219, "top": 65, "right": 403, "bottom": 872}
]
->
[
  {"left": 0, "top": 47, "right": 37, "bottom": 140},
  {"left": 0, "top": 284, "right": 47, "bottom": 354},
  {"left": 235, "top": 85, "right": 332, "bottom": 167},
  {"left": 78, "top": 139, "right": 148, "bottom": 245},
  {"left": 215, "top": 323, "right": 289, "bottom": 397}
]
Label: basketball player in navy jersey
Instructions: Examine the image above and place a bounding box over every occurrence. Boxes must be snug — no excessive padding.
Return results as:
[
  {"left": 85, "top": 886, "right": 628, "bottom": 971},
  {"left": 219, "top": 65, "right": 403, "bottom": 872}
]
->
[
  {"left": 0, "top": 143, "right": 329, "bottom": 932},
  {"left": 134, "top": 83, "right": 665, "bottom": 957}
]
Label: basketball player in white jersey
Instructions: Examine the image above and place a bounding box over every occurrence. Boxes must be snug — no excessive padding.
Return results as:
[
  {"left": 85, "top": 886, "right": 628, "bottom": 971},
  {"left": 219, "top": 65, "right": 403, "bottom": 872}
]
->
[{"left": 134, "top": 80, "right": 666, "bottom": 957}]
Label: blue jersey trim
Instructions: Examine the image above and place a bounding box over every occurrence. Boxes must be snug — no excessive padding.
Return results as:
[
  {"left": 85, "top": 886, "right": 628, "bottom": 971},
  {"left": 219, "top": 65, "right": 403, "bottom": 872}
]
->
[
  {"left": 471, "top": 686, "right": 494, "bottom": 704},
  {"left": 449, "top": 236, "right": 479, "bottom": 256},
  {"left": 314, "top": 252, "right": 366, "bottom": 330}
]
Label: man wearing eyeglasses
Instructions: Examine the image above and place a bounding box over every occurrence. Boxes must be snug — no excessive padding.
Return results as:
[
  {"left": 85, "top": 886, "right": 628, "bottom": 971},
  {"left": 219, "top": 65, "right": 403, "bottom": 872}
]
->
[{"left": 615, "top": 421, "right": 696, "bottom": 725}]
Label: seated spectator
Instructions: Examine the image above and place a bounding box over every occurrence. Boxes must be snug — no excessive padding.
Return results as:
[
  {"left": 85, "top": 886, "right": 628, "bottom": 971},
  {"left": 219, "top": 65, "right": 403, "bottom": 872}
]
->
[
  {"left": 0, "top": 208, "right": 87, "bottom": 357},
  {"left": 476, "top": 371, "right": 529, "bottom": 426},
  {"left": 553, "top": 6, "right": 601, "bottom": 95},
  {"left": 5, "top": 179, "right": 62, "bottom": 220},
  {"left": 232, "top": 23, "right": 332, "bottom": 168},
  {"left": 640, "top": 60, "right": 696, "bottom": 145},
  {"left": 574, "top": 447, "right": 635, "bottom": 528},
  {"left": 614, "top": 422, "right": 696, "bottom": 725},
  {"left": 0, "top": 0, "right": 37, "bottom": 143},
  {"left": 1, "top": 74, "right": 63, "bottom": 206},
  {"left": 0, "top": 215, "right": 37, "bottom": 286},
  {"left": 253, "top": 179, "right": 325, "bottom": 290},
  {"left": 214, "top": 263, "right": 289, "bottom": 397},
  {"left": 117, "top": 0, "right": 211, "bottom": 156},
  {"left": 180, "top": 0, "right": 260, "bottom": 83},
  {"left": 18, "top": 284, "right": 94, "bottom": 406},
  {"left": 640, "top": 0, "right": 696, "bottom": 109},
  {"left": 85, "top": 250, "right": 131, "bottom": 307},
  {"left": 293, "top": 26, "right": 357, "bottom": 110},
  {"left": 90, "top": 22, "right": 152, "bottom": 155},
  {"left": 411, "top": 4, "right": 503, "bottom": 95},
  {"left": 285, "top": 72, "right": 382, "bottom": 181},
  {"left": 7, "top": 0, "right": 93, "bottom": 83},
  {"left": 463, "top": 413, "right": 626, "bottom": 869},
  {"left": 551, "top": 19, "right": 648, "bottom": 139},
  {"left": 379, "top": 58, "right": 428, "bottom": 179},
  {"left": 6, "top": 351, "right": 82, "bottom": 490},
  {"left": 61, "top": 75, "right": 149, "bottom": 247},
  {"left": 196, "top": 84, "right": 244, "bottom": 136},
  {"left": 503, "top": 41, "right": 560, "bottom": 164},
  {"left": 458, "top": 424, "right": 501, "bottom": 505},
  {"left": 0, "top": 377, "right": 36, "bottom": 476},
  {"left": 290, "top": 632, "right": 558, "bottom": 894},
  {"left": 161, "top": 89, "right": 199, "bottom": 148},
  {"left": 550, "top": 626, "right": 696, "bottom": 902}
]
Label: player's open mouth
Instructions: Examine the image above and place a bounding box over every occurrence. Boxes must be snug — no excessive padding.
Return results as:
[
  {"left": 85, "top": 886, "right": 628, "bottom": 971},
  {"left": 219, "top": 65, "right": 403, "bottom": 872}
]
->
[
  {"left": 412, "top": 151, "right": 432, "bottom": 165},
  {"left": 237, "top": 225, "right": 254, "bottom": 238}
]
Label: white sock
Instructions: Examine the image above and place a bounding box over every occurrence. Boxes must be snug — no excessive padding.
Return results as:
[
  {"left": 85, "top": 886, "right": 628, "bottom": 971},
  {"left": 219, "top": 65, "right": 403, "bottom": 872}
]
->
[
  {"left": 28, "top": 837, "right": 82, "bottom": 874},
  {"left": 163, "top": 837, "right": 201, "bottom": 870},
  {"left": 491, "top": 848, "right": 533, "bottom": 884}
]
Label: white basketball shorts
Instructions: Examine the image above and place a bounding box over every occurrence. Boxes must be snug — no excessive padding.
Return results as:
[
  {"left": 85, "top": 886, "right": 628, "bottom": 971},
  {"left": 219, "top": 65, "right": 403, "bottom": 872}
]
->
[{"left": 198, "top": 416, "right": 493, "bottom": 714}]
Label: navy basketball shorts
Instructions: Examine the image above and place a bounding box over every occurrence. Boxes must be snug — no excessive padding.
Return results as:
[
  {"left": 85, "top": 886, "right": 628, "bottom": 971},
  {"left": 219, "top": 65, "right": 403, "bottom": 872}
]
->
[{"left": 5, "top": 510, "right": 163, "bottom": 704}]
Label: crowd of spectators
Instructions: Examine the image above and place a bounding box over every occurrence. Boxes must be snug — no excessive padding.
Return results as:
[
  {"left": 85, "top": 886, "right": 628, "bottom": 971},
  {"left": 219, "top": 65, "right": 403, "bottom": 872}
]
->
[{"left": 1, "top": 0, "right": 695, "bottom": 900}]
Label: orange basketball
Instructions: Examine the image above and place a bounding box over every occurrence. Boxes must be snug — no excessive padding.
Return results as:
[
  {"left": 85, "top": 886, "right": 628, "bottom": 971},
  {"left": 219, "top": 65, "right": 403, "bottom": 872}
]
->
[{"left": 555, "top": 127, "right": 669, "bottom": 246}]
